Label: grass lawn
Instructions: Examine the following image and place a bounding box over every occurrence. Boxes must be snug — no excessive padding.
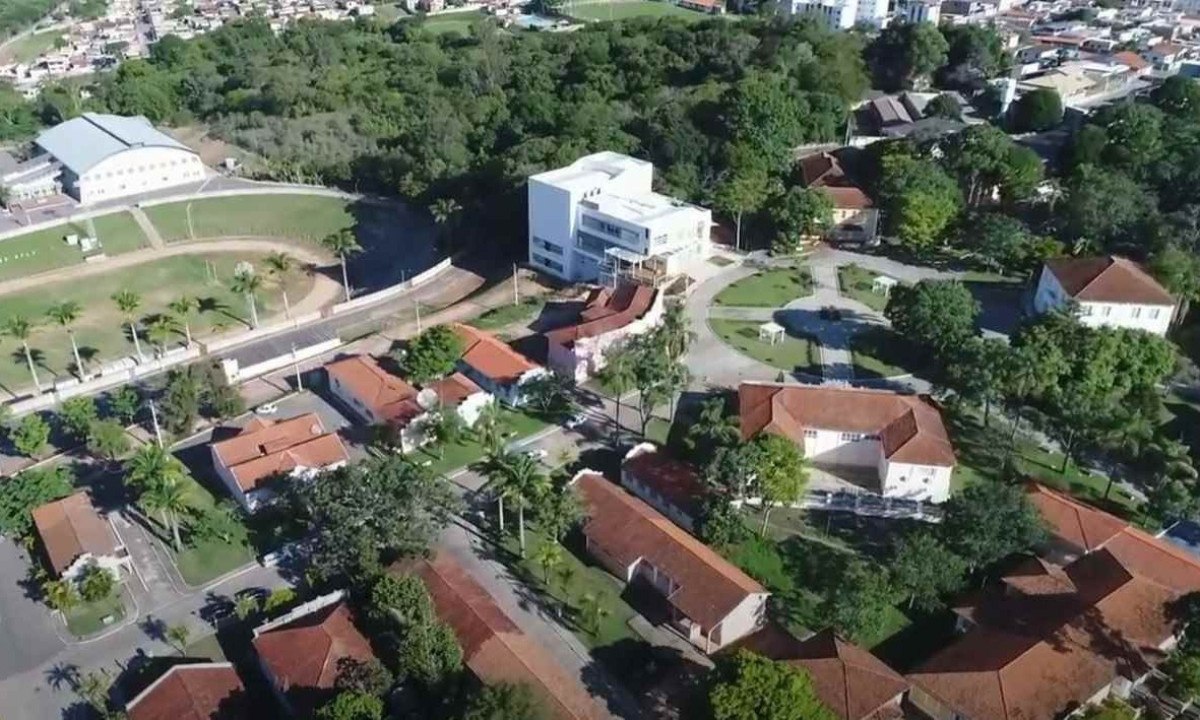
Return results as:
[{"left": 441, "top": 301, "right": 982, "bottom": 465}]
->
[
  {"left": 407, "top": 9, "right": 487, "bottom": 33},
  {"left": 713, "top": 267, "right": 812, "bottom": 307},
  {"left": 500, "top": 530, "right": 640, "bottom": 650},
  {"left": 711, "top": 318, "right": 822, "bottom": 377},
  {"left": 144, "top": 194, "right": 357, "bottom": 243},
  {"left": 0, "top": 211, "right": 149, "bottom": 282},
  {"left": 64, "top": 591, "right": 126, "bottom": 637},
  {"left": 158, "top": 475, "right": 255, "bottom": 587},
  {"left": 471, "top": 297, "right": 546, "bottom": 332},
  {"left": 414, "top": 409, "right": 550, "bottom": 476},
  {"left": 567, "top": 0, "right": 713, "bottom": 21},
  {"left": 184, "top": 633, "right": 228, "bottom": 661},
  {"left": 849, "top": 326, "right": 921, "bottom": 379},
  {"left": 0, "top": 28, "right": 63, "bottom": 63},
  {"left": 0, "top": 253, "right": 312, "bottom": 394},
  {"left": 837, "top": 264, "right": 894, "bottom": 313}
]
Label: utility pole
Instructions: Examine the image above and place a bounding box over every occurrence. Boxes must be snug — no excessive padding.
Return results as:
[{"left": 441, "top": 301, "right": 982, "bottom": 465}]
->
[
  {"left": 291, "top": 343, "right": 302, "bottom": 390},
  {"left": 148, "top": 399, "right": 163, "bottom": 448},
  {"left": 282, "top": 290, "right": 291, "bottom": 319},
  {"left": 415, "top": 299, "right": 422, "bottom": 333},
  {"left": 512, "top": 263, "right": 520, "bottom": 306}
]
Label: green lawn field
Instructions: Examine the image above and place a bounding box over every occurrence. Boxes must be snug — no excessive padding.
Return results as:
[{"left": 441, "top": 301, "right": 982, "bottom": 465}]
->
[
  {"left": 144, "top": 194, "right": 357, "bottom": 243},
  {"left": 0, "top": 211, "right": 149, "bottom": 282},
  {"left": 0, "top": 27, "right": 62, "bottom": 63},
  {"left": 409, "top": 9, "right": 487, "bottom": 34},
  {"left": 0, "top": 253, "right": 312, "bottom": 394},
  {"left": 713, "top": 267, "right": 813, "bottom": 307},
  {"left": 566, "top": 0, "right": 712, "bottom": 21},
  {"left": 837, "top": 264, "right": 895, "bottom": 313},
  {"left": 710, "top": 318, "right": 822, "bottom": 377}
]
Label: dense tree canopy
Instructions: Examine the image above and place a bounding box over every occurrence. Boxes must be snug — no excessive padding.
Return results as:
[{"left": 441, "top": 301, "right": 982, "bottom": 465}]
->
[{"left": 708, "top": 650, "right": 837, "bottom": 720}]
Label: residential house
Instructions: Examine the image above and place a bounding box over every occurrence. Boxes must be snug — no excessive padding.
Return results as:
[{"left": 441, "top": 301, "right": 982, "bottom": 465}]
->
[
  {"left": 739, "top": 382, "right": 957, "bottom": 503},
  {"left": 907, "top": 484, "right": 1200, "bottom": 719},
  {"left": 1032, "top": 256, "right": 1176, "bottom": 335},
  {"left": 572, "top": 471, "right": 769, "bottom": 653},
  {"left": 1145, "top": 41, "right": 1188, "bottom": 71},
  {"left": 1112, "top": 50, "right": 1152, "bottom": 77},
  {"left": 210, "top": 414, "right": 350, "bottom": 511},
  {"left": 32, "top": 491, "right": 131, "bottom": 581},
  {"left": 735, "top": 625, "right": 908, "bottom": 720},
  {"left": 453, "top": 323, "right": 547, "bottom": 407},
  {"left": 326, "top": 354, "right": 492, "bottom": 450},
  {"left": 621, "top": 443, "right": 706, "bottom": 533},
  {"left": 798, "top": 151, "right": 880, "bottom": 244},
  {"left": 527, "top": 152, "right": 712, "bottom": 285},
  {"left": 252, "top": 591, "right": 375, "bottom": 719},
  {"left": 403, "top": 553, "right": 611, "bottom": 720},
  {"left": 545, "top": 282, "right": 664, "bottom": 383},
  {"left": 125, "top": 663, "right": 249, "bottom": 720},
  {"left": 904, "top": 0, "right": 942, "bottom": 24},
  {"left": 677, "top": 0, "right": 725, "bottom": 13}
]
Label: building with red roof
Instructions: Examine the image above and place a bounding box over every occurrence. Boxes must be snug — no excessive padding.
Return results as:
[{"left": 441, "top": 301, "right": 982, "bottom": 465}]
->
[
  {"left": 798, "top": 151, "right": 879, "bottom": 245},
  {"left": 125, "top": 663, "right": 249, "bottom": 720},
  {"left": 739, "top": 382, "right": 956, "bottom": 502},
  {"left": 252, "top": 591, "right": 375, "bottom": 719},
  {"left": 573, "top": 470, "right": 769, "bottom": 653},
  {"left": 545, "top": 282, "right": 663, "bottom": 383},
  {"left": 620, "top": 443, "right": 705, "bottom": 532},
  {"left": 32, "top": 490, "right": 130, "bottom": 580},
  {"left": 210, "top": 413, "right": 350, "bottom": 511},
  {"left": 1033, "top": 256, "right": 1176, "bottom": 336},
  {"left": 452, "top": 323, "right": 547, "bottom": 407}
]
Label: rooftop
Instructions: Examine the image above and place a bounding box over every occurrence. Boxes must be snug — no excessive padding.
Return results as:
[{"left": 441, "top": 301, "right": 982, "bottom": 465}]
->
[
  {"left": 429, "top": 372, "right": 484, "bottom": 408},
  {"left": 621, "top": 444, "right": 706, "bottom": 520},
  {"left": 210, "top": 414, "right": 349, "bottom": 492},
  {"left": 545, "top": 283, "right": 658, "bottom": 350},
  {"left": 574, "top": 472, "right": 766, "bottom": 632},
  {"left": 453, "top": 323, "right": 541, "bottom": 385},
  {"left": 126, "top": 663, "right": 248, "bottom": 720},
  {"left": 738, "top": 383, "right": 956, "bottom": 467},
  {"left": 31, "top": 491, "right": 121, "bottom": 576},
  {"left": 35, "top": 113, "right": 193, "bottom": 176},
  {"left": 581, "top": 190, "right": 706, "bottom": 227},
  {"left": 1025, "top": 483, "right": 1128, "bottom": 554},
  {"left": 325, "top": 355, "right": 423, "bottom": 424},
  {"left": 530, "top": 151, "right": 651, "bottom": 193},
  {"left": 1044, "top": 255, "right": 1175, "bottom": 306}
]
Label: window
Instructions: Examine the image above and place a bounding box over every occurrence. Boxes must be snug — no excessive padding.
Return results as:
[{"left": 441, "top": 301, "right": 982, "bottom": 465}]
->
[
  {"left": 533, "top": 254, "right": 564, "bottom": 273},
  {"left": 803, "top": 429, "right": 818, "bottom": 439},
  {"left": 1131, "top": 307, "right": 1142, "bottom": 319},
  {"left": 1101, "top": 306, "right": 1112, "bottom": 317},
  {"left": 1150, "top": 309, "right": 1161, "bottom": 320},
  {"left": 1079, "top": 305, "right": 1093, "bottom": 316},
  {"left": 532, "top": 237, "right": 563, "bottom": 256},
  {"left": 840, "top": 432, "right": 864, "bottom": 442}
]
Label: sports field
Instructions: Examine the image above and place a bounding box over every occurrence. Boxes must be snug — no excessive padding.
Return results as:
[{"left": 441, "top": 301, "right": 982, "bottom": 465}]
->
[
  {"left": 0, "top": 211, "right": 148, "bottom": 282},
  {"left": 0, "top": 28, "right": 62, "bottom": 63},
  {"left": 565, "top": 0, "right": 713, "bottom": 21},
  {"left": 143, "top": 195, "right": 357, "bottom": 243},
  {"left": 411, "top": 9, "right": 487, "bottom": 34},
  {"left": 0, "top": 253, "right": 312, "bottom": 394}
]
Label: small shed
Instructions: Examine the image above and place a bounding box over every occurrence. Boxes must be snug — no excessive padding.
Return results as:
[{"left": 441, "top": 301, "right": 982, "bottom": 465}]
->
[
  {"left": 872, "top": 275, "right": 899, "bottom": 295},
  {"left": 759, "top": 321, "right": 786, "bottom": 345}
]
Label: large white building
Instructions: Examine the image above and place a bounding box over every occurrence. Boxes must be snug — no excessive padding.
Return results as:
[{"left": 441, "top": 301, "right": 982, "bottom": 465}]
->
[
  {"left": 786, "top": 0, "right": 891, "bottom": 29},
  {"left": 1033, "top": 256, "right": 1176, "bottom": 336},
  {"left": 739, "top": 382, "right": 957, "bottom": 503},
  {"left": 528, "top": 152, "right": 711, "bottom": 285},
  {"left": 2, "top": 113, "right": 206, "bottom": 205}
]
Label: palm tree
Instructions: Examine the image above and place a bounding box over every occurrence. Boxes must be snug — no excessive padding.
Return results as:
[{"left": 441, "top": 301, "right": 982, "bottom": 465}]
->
[
  {"left": 234, "top": 594, "right": 260, "bottom": 620},
  {"left": 579, "top": 592, "right": 611, "bottom": 637},
  {"left": 167, "top": 296, "right": 197, "bottom": 347},
  {"left": 46, "top": 301, "right": 85, "bottom": 378},
  {"left": 263, "top": 251, "right": 297, "bottom": 316},
  {"left": 141, "top": 476, "right": 191, "bottom": 552},
  {"left": 660, "top": 301, "right": 693, "bottom": 362},
  {"left": 229, "top": 270, "right": 263, "bottom": 328},
  {"left": 474, "top": 402, "right": 504, "bottom": 454},
  {"left": 126, "top": 443, "right": 187, "bottom": 492},
  {"left": 429, "top": 197, "right": 463, "bottom": 252},
  {"left": 480, "top": 449, "right": 518, "bottom": 533},
  {"left": 42, "top": 579, "right": 79, "bottom": 614},
  {"left": 145, "top": 315, "right": 180, "bottom": 357},
  {"left": 533, "top": 540, "right": 563, "bottom": 584},
  {"left": 111, "top": 289, "right": 145, "bottom": 361},
  {"left": 505, "top": 453, "right": 550, "bottom": 558},
  {"left": 3, "top": 315, "right": 41, "bottom": 392},
  {"left": 320, "top": 229, "right": 363, "bottom": 302},
  {"left": 597, "top": 347, "right": 636, "bottom": 444},
  {"left": 166, "top": 623, "right": 191, "bottom": 656}
]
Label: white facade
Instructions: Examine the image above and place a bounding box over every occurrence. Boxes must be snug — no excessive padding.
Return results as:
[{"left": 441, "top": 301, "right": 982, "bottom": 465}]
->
[
  {"left": 1033, "top": 266, "right": 1175, "bottom": 335},
  {"left": 211, "top": 447, "right": 346, "bottom": 512},
  {"left": 801, "top": 429, "right": 953, "bottom": 502},
  {"left": 905, "top": 0, "right": 942, "bottom": 23},
  {"left": 528, "top": 152, "right": 711, "bottom": 284},
  {"left": 66, "top": 145, "right": 205, "bottom": 205},
  {"left": 787, "top": 0, "right": 860, "bottom": 28}
]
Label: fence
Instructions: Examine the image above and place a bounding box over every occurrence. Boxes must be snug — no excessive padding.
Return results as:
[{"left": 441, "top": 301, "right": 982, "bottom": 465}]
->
[
  {"left": 220, "top": 337, "right": 343, "bottom": 385},
  {"left": 736, "top": 490, "right": 943, "bottom": 523},
  {"left": 328, "top": 257, "right": 452, "bottom": 315}
]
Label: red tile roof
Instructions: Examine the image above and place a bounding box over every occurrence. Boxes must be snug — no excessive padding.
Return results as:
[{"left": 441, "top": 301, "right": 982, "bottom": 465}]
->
[
  {"left": 126, "top": 663, "right": 248, "bottom": 720},
  {"left": 574, "top": 472, "right": 766, "bottom": 633},
  {"left": 211, "top": 414, "right": 349, "bottom": 492},
  {"left": 1025, "top": 483, "right": 1129, "bottom": 554},
  {"left": 545, "top": 283, "right": 658, "bottom": 350},
  {"left": 1113, "top": 51, "right": 1149, "bottom": 71},
  {"left": 32, "top": 491, "right": 120, "bottom": 576},
  {"left": 429, "top": 372, "right": 484, "bottom": 408},
  {"left": 253, "top": 600, "right": 375, "bottom": 719},
  {"left": 621, "top": 445, "right": 706, "bottom": 520},
  {"left": 453, "top": 323, "right": 540, "bottom": 385},
  {"left": 909, "top": 491, "right": 1200, "bottom": 720},
  {"left": 821, "top": 186, "right": 874, "bottom": 210},
  {"left": 407, "top": 553, "right": 609, "bottom": 720},
  {"left": 739, "top": 383, "right": 956, "bottom": 467},
  {"left": 798, "top": 153, "right": 875, "bottom": 210},
  {"left": 325, "top": 355, "right": 422, "bottom": 423},
  {"left": 1044, "top": 256, "right": 1174, "bottom": 306}
]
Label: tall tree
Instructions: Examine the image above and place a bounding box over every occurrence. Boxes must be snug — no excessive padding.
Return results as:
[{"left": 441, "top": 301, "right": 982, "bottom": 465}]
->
[
  {"left": 229, "top": 268, "right": 263, "bottom": 328},
  {"left": 3, "top": 316, "right": 42, "bottom": 391},
  {"left": 708, "top": 650, "right": 837, "bottom": 720},
  {"left": 597, "top": 343, "right": 636, "bottom": 443},
  {"left": 400, "top": 325, "right": 463, "bottom": 384},
  {"left": 462, "top": 683, "right": 547, "bottom": 720},
  {"left": 504, "top": 453, "right": 550, "bottom": 557},
  {"left": 321, "top": 229, "right": 364, "bottom": 302},
  {"left": 746, "top": 433, "right": 808, "bottom": 536},
  {"left": 890, "top": 531, "right": 966, "bottom": 611},
  {"left": 940, "top": 481, "right": 1045, "bottom": 571},
  {"left": 868, "top": 21, "right": 949, "bottom": 91},
  {"left": 1010, "top": 88, "right": 1063, "bottom": 132},
  {"left": 885, "top": 280, "right": 979, "bottom": 356},
  {"left": 167, "top": 296, "right": 198, "bottom": 347},
  {"left": 767, "top": 186, "right": 834, "bottom": 254},
  {"left": 46, "top": 300, "right": 85, "bottom": 378},
  {"left": 112, "top": 289, "right": 145, "bottom": 361}
]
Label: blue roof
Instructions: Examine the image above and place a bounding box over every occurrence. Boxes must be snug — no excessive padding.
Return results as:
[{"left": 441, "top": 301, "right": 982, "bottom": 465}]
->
[{"left": 34, "top": 113, "right": 192, "bottom": 176}]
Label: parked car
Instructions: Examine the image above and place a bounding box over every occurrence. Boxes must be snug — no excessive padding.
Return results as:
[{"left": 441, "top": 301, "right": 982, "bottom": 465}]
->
[
  {"left": 256, "top": 402, "right": 279, "bottom": 415},
  {"left": 565, "top": 413, "right": 587, "bottom": 429},
  {"left": 525, "top": 448, "right": 549, "bottom": 460}
]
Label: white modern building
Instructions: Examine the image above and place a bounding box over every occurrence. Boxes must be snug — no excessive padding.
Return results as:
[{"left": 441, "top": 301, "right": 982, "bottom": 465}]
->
[
  {"left": 786, "top": 0, "right": 890, "bottom": 29},
  {"left": 4, "top": 113, "right": 206, "bottom": 205},
  {"left": 1033, "top": 256, "right": 1176, "bottom": 336},
  {"left": 739, "top": 382, "right": 957, "bottom": 503},
  {"left": 904, "top": 0, "right": 942, "bottom": 23},
  {"left": 528, "top": 152, "right": 711, "bottom": 285}
]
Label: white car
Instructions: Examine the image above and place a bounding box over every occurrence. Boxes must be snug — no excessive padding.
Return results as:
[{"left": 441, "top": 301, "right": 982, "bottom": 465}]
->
[
  {"left": 565, "top": 413, "right": 587, "bottom": 429},
  {"left": 525, "top": 448, "right": 549, "bottom": 461},
  {"left": 255, "top": 402, "right": 279, "bottom": 415}
]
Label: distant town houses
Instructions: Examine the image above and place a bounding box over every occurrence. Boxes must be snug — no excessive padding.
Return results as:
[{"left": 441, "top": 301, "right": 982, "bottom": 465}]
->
[
  {"left": 544, "top": 282, "right": 664, "bottom": 383},
  {"left": 739, "top": 382, "right": 958, "bottom": 503},
  {"left": 1032, "top": 255, "right": 1177, "bottom": 336}
]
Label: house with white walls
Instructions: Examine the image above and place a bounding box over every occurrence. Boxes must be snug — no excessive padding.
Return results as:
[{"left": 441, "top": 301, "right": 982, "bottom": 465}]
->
[
  {"left": 453, "top": 324, "right": 546, "bottom": 407},
  {"left": 739, "top": 382, "right": 957, "bottom": 503},
  {"left": 1032, "top": 256, "right": 1176, "bottom": 335},
  {"left": 545, "top": 282, "right": 664, "bottom": 383},
  {"left": 32, "top": 491, "right": 131, "bottom": 581}
]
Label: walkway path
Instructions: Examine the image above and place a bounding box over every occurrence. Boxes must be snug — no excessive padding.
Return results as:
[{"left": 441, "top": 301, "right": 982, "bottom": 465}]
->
[{"left": 129, "top": 206, "right": 165, "bottom": 250}]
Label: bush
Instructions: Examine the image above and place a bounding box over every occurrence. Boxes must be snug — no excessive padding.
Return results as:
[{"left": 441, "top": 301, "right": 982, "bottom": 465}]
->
[{"left": 78, "top": 564, "right": 116, "bottom": 602}]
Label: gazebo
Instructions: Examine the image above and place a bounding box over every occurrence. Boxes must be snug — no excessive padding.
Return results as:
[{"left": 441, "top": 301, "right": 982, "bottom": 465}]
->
[
  {"left": 872, "top": 274, "right": 899, "bottom": 296},
  {"left": 758, "top": 321, "right": 786, "bottom": 345}
]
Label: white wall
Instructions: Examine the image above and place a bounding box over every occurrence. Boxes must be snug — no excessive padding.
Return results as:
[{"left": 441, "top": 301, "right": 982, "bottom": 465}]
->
[
  {"left": 528, "top": 178, "right": 578, "bottom": 280},
  {"left": 548, "top": 291, "right": 666, "bottom": 382},
  {"left": 1033, "top": 267, "right": 1175, "bottom": 335},
  {"left": 710, "top": 593, "right": 770, "bottom": 651},
  {"left": 70, "top": 146, "right": 204, "bottom": 204},
  {"left": 329, "top": 373, "right": 382, "bottom": 425},
  {"left": 211, "top": 446, "right": 252, "bottom": 511},
  {"left": 803, "top": 428, "right": 881, "bottom": 467},
  {"left": 880, "top": 459, "right": 953, "bottom": 502}
]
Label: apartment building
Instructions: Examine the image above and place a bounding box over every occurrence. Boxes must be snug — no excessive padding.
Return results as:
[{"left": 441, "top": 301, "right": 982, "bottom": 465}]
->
[{"left": 528, "top": 152, "right": 711, "bottom": 286}]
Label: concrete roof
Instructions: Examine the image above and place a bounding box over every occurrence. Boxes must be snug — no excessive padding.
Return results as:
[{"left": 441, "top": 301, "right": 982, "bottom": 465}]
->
[{"left": 35, "top": 113, "right": 193, "bottom": 176}]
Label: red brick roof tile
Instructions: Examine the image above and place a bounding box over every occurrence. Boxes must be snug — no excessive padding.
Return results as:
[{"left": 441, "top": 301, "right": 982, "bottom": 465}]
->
[
  {"left": 1044, "top": 256, "right": 1174, "bottom": 306},
  {"left": 545, "top": 283, "right": 658, "bottom": 350},
  {"left": 126, "top": 663, "right": 248, "bottom": 720},
  {"left": 211, "top": 414, "right": 349, "bottom": 492},
  {"left": 32, "top": 491, "right": 120, "bottom": 576},
  {"left": 453, "top": 324, "right": 540, "bottom": 385}
]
